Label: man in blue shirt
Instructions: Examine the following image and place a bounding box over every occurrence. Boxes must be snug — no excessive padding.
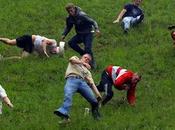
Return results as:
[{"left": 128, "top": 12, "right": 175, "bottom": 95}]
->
[
  {"left": 60, "top": 3, "right": 100, "bottom": 69},
  {"left": 113, "top": 0, "right": 144, "bottom": 33}
]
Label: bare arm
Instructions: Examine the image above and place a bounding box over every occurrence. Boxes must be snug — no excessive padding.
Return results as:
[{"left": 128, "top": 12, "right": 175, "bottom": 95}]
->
[
  {"left": 85, "top": 76, "right": 102, "bottom": 99},
  {"left": 3, "top": 97, "right": 13, "bottom": 108},
  {"left": 69, "top": 57, "right": 91, "bottom": 69},
  {"left": 113, "top": 9, "right": 127, "bottom": 23},
  {"left": 42, "top": 41, "right": 50, "bottom": 58}
]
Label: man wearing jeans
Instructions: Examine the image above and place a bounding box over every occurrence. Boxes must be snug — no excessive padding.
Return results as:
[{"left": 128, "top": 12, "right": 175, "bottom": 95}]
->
[
  {"left": 113, "top": 0, "right": 144, "bottom": 33},
  {"left": 60, "top": 3, "right": 100, "bottom": 69},
  {"left": 54, "top": 54, "right": 102, "bottom": 124}
]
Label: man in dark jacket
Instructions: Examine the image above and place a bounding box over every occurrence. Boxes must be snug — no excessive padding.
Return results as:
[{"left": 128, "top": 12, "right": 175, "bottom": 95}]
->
[{"left": 60, "top": 3, "right": 100, "bottom": 69}]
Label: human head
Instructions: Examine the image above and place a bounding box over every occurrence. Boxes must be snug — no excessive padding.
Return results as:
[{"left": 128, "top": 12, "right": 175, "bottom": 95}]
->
[
  {"left": 131, "top": 73, "right": 141, "bottom": 84},
  {"left": 81, "top": 54, "right": 92, "bottom": 64},
  {"left": 171, "top": 31, "right": 175, "bottom": 40},
  {"left": 49, "top": 39, "right": 59, "bottom": 54},
  {"left": 133, "top": 0, "right": 142, "bottom": 6},
  {"left": 65, "top": 3, "right": 76, "bottom": 16}
]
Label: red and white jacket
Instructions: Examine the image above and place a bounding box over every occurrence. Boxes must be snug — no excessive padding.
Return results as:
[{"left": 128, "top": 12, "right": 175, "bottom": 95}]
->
[{"left": 105, "top": 65, "right": 136, "bottom": 105}]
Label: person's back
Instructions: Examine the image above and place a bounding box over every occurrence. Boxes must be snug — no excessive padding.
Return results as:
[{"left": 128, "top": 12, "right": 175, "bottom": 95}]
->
[{"left": 33, "top": 35, "right": 46, "bottom": 53}]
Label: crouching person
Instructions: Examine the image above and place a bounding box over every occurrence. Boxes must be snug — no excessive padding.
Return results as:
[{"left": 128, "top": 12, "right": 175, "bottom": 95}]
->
[
  {"left": 0, "top": 85, "right": 13, "bottom": 114},
  {"left": 97, "top": 65, "right": 141, "bottom": 106},
  {"left": 54, "top": 54, "right": 102, "bottom": 124}
]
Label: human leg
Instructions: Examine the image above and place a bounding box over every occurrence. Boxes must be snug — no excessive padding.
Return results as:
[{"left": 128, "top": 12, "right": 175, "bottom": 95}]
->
[
  {"left": 131, "top": 14, "right": 144, "bottom": 26},
  {"left": 54, "top": 78, "right": 78, "bottom": 118},
  {"left": 68, "top": 34, "right": 85, "bottom": 55},
  {"left": 96, "top": 71, "right": 114, "bottom": 105},
  {"left": 0, "top": 38, "right": 17, "bottom": 45},
  {"left": 78, "top": 80, "right": 100, "bottom": 120},
  {"left": 83, "top": 33, "right": 96, "bottom": 68},
  {"left": 122, "top": 17, "right": 132, "bottom": 32}
]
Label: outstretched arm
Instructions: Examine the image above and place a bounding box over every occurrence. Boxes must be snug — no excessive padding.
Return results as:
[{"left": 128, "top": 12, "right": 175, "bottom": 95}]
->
[
  {"left": 41, "top": 41, "right": 50, "bottom": 58},
  {"left": 127, "top": 84, "right": 136, "bottom": 106},
  {"left": 61, "top": 18, "right": 73, "bottom": 41},
  {"left": 85, "top": 76, "right": 102, "bottom": 99},
  {"left": 3, "top": 96, "right": 13, "bottom": 108},
  {"left": 113, "top": 9, "right": 127, "bottom": 23}
]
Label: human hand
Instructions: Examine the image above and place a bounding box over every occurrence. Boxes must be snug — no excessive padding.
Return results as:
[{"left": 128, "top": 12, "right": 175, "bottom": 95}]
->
[
  {"left": 97, "top": 96, "right": 102, "bottom": 102},
  {"left": 82, "top": 62, "right": 91, "bottom": 69},
  {"left": 7, "top": 102, "right": 14, "bottom": 108},
  {"left": 95, "top": 30, "right": 101, "bottom": 37},
  {"left": 60, "top": 35, "right": 65, "bottom": 41},
  {"left": 113, "top": 19, "right": 119, "bottom": 24}
]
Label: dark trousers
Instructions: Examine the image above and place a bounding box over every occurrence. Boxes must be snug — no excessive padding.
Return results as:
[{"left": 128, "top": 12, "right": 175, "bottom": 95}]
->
[
  {"left": 97, "top": 71, "right": 114, "bottom": 105},
  {"left": 68, "top": 33, "right": 95, "bottom": 67}
]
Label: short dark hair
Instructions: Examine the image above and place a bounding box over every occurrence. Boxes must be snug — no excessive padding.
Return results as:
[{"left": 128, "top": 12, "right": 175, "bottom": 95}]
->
[{"left": 65, "top": 3, "right": 75, "bottom": 11}]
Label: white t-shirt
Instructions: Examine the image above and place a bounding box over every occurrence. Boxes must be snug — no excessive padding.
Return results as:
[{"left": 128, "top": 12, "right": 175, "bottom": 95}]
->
[
  {"left": 33, "top": 35, "right": 57, "bottom": 54},
  {"left": 0, "top": 85, "right": 7, "bottom": 100}
]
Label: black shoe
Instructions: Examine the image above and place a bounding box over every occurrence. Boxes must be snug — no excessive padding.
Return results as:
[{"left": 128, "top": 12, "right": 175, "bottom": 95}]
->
[
  {"left": 92, "top": 109, "right": 101, "bottom": 120},
  {"left": 137, "top": 14, "right": 144, "bottom": 24},
  {"left": 124, "top": 29, "right": 129, "bottom": 34},
  {"left": 54, "top": 110, "right": 69, "bottom": 119}
]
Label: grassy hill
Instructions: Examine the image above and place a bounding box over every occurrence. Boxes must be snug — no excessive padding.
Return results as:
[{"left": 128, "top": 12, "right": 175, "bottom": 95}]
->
[{"left": 0, "top": 0, "right": 175, "bottom": 129}]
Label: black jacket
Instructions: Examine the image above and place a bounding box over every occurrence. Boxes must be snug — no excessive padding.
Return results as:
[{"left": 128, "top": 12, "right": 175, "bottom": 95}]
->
[{"left": 62, "top": 7, "right": 99, "bottom": 36}]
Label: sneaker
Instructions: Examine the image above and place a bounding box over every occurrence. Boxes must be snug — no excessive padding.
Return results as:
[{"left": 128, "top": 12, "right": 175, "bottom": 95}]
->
[
  {"left": 59, "top": 41, "right": 65, "bottom": 57},
  {"left": 92, "top": 109, "right": 101, "bottom": 120},
  {"left": 54, "top": 110, "right": 69, "bottom": 119},
  {"left": 137, "top": 14, "right": 144, "bottom": 24},
  {"left": 124, "top": 28, "right": 129, "bottom": 34},
  {"left": 58, "top": 118, "right": 71, "bottom": 124}
]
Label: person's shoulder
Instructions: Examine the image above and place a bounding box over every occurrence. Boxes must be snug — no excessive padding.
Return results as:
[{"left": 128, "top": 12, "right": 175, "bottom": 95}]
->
[
  {"left": 124, "top": 3, "right": 132, "bottom": 7},
  {"left": 76, "top": 7, "right": 87, "bottom": 17},
  {"left": 123, "top": 3, "right": 133, "bottom": 9},
  {"left": 70, "top": 55, "right": 79, "bottom": 60}
]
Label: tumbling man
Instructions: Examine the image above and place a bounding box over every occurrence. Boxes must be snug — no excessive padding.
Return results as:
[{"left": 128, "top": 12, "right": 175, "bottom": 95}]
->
[
  {"left": 60, "top": 3, "right": 100, "bottom": 69},
  {"left": 97, "top": 65, "right": 141, "bottom": 106},
  {"left": 54, "top": 54, "right": 102, "bottom": 124}
]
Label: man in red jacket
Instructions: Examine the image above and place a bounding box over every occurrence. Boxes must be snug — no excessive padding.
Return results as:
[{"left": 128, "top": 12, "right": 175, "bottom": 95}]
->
[{"left": 97, "top": 65, "right": 141, "bottom": 106}]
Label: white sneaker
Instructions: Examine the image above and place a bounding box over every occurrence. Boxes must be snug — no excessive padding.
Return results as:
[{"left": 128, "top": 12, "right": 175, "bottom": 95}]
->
[{"left": 59, "top": 41, "right": 65, "bottom": 57}]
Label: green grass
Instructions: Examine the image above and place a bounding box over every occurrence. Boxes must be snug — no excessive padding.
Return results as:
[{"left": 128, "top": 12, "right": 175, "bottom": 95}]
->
[{"left": 0, "top": 0, "right": 175, "bottom": 129}]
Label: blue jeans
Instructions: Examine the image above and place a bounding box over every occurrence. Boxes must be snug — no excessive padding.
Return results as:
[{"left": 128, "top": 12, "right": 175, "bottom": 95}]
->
[
  {"left": 55, "top": 77, "right": 98, "bottom": 116},
  {"left": 122, "top": 14, "right": 144, "bottom": 30}
]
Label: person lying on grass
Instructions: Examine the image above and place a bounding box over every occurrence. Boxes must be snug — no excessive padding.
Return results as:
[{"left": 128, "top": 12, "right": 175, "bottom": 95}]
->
[
  {"left": 0, "top": 84, "right": 13, "bottom": 112},
  {"left": 97, "top": 65, "right": 141, "bottom": 106},
  {"left": 113, "top": 0, "right": 144, "bottom": 33},
  {"left": 0, "top": 35, "right": 65, "bottom": 59},
  {"left": 54, "top": 54, "right": 102, "bottom": 124}
]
